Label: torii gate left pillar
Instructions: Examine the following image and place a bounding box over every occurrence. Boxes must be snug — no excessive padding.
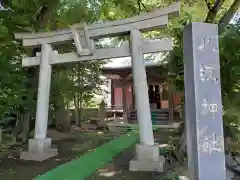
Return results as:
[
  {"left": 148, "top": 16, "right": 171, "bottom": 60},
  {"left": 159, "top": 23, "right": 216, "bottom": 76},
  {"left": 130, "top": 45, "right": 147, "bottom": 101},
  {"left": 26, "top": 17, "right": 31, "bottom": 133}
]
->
[{"left": 20, "top": 44, "right": 58, "bottom": 161}]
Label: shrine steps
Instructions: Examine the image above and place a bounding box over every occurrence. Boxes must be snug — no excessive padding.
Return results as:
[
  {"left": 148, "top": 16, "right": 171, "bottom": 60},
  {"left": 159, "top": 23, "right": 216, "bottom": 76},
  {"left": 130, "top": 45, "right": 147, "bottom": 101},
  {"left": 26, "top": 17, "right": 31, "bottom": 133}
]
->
[{"left": 128, "top": 109, "right": 170, "bottom": 125}]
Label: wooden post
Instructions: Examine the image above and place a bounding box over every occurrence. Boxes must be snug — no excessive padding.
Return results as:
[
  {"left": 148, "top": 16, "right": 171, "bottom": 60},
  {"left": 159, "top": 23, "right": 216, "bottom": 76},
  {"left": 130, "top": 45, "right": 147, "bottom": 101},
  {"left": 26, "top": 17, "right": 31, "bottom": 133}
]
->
[
  {"left": 121, "top": 77, "right": 128, "bottom": 123},
  {"left": 0, "top": 128, "right": 2, "bottom": 144},
  {"left": 168, "top": 78, "right": 174, "bottom": 124},
  {"left": 131, "top": 85, "right": 135, "bottom": 109}
]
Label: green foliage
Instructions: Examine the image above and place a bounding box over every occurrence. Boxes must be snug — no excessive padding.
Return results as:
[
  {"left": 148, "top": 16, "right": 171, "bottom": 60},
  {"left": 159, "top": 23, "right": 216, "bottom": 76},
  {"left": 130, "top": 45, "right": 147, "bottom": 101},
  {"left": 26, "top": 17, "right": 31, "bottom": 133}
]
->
[
  {"left": 68, "top": 60, "right": 106, "bottom": 106},
  {"left": 168, "top": 12, "right": 192, "bottom": 91},
  {"left": 219, "top": 23, "right": 240, "bottom": 96},
  {"left": 0, "top": 0, "right": 108, "bottom": 130},
  {"left": 169, "top": 14, "right": 240, "bottom": 95},
  {"left": 161, "top": 171, "right": 179, "bottom": 180},
  {"left": 168, "top": 11, "right": 240, "bottom": 140},
  {"left": 0, "top": 42, "right": 27, "bottom": 124},
  {"left": 223, "top": 93, "right": 240, "bottom": 140}
]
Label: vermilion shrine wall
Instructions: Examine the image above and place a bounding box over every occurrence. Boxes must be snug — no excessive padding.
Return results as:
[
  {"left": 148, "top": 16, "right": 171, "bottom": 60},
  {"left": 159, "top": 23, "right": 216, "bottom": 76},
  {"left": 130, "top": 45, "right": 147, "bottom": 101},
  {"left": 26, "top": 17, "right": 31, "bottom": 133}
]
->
[
  {"left": 112, "top": 85, "right": 183, "bottom": 109},
  {"left": 113, "top": 86, "right": 133, "bottom": 108}
]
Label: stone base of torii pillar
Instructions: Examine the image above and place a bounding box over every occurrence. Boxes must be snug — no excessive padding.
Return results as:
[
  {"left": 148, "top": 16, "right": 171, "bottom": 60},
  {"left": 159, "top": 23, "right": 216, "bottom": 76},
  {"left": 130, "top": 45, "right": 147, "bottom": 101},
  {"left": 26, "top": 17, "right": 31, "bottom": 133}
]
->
[
  {"left": 129, "top": 144, "right": 165, "bottom": 172},
  {"left": 128, "top": 30, "right": 165, "bottom": 172},
  {"left": 20, "top": 138, "right": 58, "bottom": 161}
]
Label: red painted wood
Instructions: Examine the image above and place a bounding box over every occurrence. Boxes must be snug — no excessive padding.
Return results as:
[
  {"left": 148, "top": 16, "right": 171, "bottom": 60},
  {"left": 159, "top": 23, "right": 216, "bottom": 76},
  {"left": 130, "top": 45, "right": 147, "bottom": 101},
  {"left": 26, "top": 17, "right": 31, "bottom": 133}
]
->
[
  {"left": 114, "top": 88, "right": 122, "bottom": 107},
  {"left": 113, "top": 86, "right": 133, "bottom": 108},
  {"left": 113, "top": 87, "right": 183, "bottom": 108}
]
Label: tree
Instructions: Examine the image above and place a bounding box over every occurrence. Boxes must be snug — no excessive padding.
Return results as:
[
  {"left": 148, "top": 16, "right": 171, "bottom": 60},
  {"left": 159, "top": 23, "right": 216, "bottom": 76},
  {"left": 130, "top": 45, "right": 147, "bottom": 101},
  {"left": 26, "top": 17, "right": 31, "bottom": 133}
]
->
[
  {"left": 50, "top": 1, "right": 107, "bottom": 129},
  {"left": 0, "top": 43, "right": 27, "bottom": 131},
  {"left": 204, "top": 0, "right": 240, "bottom": 31},
  {"left": 68, "top": 61, "right": 106, "bottom": 127},
  {"left": 168, "top": 13, "right": 240, "bottom": 163}
]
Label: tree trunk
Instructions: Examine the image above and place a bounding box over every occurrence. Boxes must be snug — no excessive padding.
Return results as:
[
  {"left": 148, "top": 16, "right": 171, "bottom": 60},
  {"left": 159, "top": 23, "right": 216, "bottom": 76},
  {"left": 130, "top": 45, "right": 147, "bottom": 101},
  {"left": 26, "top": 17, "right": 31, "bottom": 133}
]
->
[
  {"left": 66, "top": 101, "right": 70, "bottom": 125},
  {"left": 74, "top": 95, "right": 80, "bottom": 126},
  {"left": 75, "top": 109, "right": 80, "bottom": 127},
  {"left": 79, "top": 96, "right": 84, "bottom": 123},
  {"left": 205, "top": 0, "right": 225, "bottom": 23},
  {"left": 55, "top": 95, "right": 70, "bottom": 132},
  {"left": 18, "top": 114, "right": 31, "bottom": 143},
  {"left": 12, "top": 112, "right": 22, "bottom": 138},
  {"left": 12, "top": 113, "right": 32, "bottom": 142},
  {"left": 218, "top": 0, "right": 240, "bottom": 33},
  {"left": 175, "top": 102, "right": 188, "bottom": 163},
  {"left": 76, "top": 63, "right": 84, "bottom": 127},
  {"left": 0, "top": 128, "right": 2, "bottom": 144}
]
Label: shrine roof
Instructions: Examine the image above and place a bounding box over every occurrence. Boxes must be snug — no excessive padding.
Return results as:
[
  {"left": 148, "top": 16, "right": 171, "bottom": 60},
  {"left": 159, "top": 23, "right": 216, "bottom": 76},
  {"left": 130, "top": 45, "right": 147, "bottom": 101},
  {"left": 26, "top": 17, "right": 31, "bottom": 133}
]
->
[
  {"left": 102, "top": 53, "right": 167, "bottom": 70},
  {"left": 101, "top": 53, "right": 169, "bottom": 78}
]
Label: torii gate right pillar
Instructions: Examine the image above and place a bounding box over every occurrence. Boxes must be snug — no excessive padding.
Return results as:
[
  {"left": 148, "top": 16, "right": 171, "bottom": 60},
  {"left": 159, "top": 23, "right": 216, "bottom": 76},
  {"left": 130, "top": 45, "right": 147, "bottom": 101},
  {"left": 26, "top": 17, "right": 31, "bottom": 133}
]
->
[{"left": 129, "top": 30, "right": 164, "bottom": 172}]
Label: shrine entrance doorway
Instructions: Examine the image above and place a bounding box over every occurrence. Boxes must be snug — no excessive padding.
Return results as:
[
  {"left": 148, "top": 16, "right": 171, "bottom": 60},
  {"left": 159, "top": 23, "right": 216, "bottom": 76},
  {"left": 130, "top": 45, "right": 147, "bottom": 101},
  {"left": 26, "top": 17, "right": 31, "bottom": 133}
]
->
[{"left": 148, "top": 84, "right": 169, "bottom": 110}]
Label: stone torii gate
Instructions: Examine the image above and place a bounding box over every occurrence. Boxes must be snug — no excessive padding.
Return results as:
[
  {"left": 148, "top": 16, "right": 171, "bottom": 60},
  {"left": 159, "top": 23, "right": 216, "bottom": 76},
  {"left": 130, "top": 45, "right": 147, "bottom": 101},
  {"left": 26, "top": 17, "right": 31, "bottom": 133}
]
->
[{"left": 15, "top": 3, "right": 180, "bottom": 171}]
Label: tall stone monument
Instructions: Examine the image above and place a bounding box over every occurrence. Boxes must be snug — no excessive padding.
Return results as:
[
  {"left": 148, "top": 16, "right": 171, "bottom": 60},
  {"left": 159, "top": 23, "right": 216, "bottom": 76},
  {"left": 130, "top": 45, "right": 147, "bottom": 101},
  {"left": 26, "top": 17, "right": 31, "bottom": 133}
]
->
[{"left": 183, "top": 22, "right": 226, "bottom": 180}]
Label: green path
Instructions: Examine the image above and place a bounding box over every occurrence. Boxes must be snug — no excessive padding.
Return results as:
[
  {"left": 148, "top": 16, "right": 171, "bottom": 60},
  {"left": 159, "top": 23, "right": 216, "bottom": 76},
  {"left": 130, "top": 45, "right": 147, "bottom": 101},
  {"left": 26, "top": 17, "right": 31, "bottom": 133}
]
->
[
  {"left": 35, "top": 131, "right": 139, "bottom": 180},
  {"left": 35, "top": 126, "right": 159, "bottom": 180}
]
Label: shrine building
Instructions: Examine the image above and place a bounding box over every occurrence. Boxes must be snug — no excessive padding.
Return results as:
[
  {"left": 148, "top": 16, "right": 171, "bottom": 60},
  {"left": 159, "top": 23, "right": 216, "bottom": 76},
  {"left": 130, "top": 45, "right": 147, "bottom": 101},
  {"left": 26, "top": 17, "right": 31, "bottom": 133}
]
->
[{"left": 101, "top": 56, "right": 183, "bottom": 125}]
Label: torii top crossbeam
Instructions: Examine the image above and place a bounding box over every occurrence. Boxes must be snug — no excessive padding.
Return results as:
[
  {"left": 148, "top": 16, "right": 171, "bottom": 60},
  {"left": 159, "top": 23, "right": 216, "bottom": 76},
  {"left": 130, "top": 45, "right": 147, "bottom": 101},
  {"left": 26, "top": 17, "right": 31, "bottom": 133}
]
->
[
  {"left": 15, "top": 2, "right": 180, "bottom": 68},
  {"left": 15, "top": 2, "right": 179, "bottom": 47}
]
